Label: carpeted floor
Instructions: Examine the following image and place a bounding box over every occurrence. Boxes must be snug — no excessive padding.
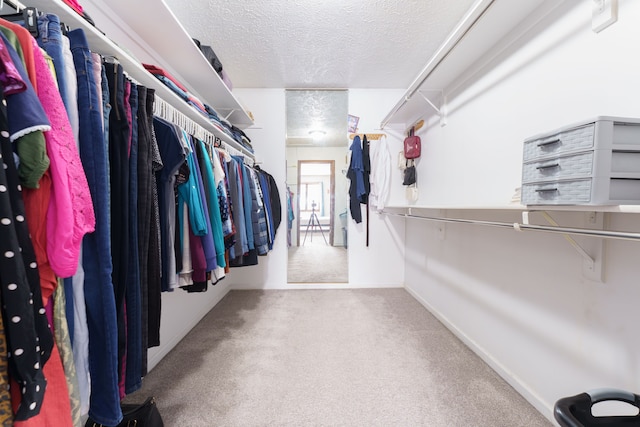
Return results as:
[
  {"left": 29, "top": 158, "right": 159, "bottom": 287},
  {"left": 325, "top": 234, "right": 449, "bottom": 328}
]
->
[
  {"left": 124, "top": 289, "right": 551, "bottom": 426},
  {"left": 287, "top": 237, "right": 348, "bottom": 283}
]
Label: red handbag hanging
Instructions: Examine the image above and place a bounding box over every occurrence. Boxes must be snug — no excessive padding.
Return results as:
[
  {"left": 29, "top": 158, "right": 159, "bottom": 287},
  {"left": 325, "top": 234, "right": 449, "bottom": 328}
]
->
[{"left": 403, "top": 126, "right": 421, "bottom": 159}]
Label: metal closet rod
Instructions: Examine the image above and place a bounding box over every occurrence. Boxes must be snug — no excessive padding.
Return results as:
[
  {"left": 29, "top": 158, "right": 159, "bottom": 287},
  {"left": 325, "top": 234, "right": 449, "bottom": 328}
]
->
[
  {"left": 380, "top": 0, "right": 495, "bottom": 129},
  {"left": 382, "top": 211, "right": 640, "bottom": 242}
]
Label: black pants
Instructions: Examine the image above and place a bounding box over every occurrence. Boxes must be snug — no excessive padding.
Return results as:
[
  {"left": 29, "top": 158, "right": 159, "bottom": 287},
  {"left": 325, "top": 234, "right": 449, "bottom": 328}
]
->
[{"left": 105, "top": 61, "right": 130, "bottom": 387}]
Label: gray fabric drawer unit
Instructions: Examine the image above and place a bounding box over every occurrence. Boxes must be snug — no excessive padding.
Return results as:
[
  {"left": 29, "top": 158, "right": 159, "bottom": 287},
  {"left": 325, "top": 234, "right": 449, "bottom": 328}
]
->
[{"left": 521, "top": 116, "right": 640, "bottom": 205}]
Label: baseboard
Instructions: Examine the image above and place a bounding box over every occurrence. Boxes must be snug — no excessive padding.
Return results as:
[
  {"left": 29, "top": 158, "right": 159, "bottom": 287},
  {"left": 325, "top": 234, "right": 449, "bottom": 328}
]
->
[
  {"left": 147, "top": 281, "right": 232, "bottom": 371},
  {"left": 232, "top": 282, "right": 405, "bottom": 290},
  {"left": 404, "top": 285, "right": 555, "bottom": 424}
]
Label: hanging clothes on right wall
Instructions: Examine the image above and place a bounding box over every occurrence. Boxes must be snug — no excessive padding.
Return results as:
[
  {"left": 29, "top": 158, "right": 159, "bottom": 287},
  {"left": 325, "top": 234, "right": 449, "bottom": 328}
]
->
[{"left": 347, "top": 134, "right": 369, "bottom": 223}]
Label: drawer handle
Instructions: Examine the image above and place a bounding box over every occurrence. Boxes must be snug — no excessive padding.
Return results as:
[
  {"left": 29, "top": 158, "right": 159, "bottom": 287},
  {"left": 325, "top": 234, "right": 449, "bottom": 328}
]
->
[
  {"left": 536, "top": 163, "right": 559, "bottom": 170},
  {"left": 537, "top": 138, "right": 561, "bottom": 147},
  {"left": 535, "top": 187, "right": 558, "bottom": 193}
]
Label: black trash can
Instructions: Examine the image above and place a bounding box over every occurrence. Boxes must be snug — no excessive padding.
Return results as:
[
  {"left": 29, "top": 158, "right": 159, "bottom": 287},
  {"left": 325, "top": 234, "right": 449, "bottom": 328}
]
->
[{"left": 554, "top": 388, "right": 640, "bottom": 426}]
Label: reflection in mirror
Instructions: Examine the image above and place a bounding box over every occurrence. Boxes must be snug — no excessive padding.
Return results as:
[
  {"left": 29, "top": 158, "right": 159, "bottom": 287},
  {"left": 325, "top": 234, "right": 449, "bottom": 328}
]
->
[{"left": 286, "top": 90, "right": 349, "bottom": 284}]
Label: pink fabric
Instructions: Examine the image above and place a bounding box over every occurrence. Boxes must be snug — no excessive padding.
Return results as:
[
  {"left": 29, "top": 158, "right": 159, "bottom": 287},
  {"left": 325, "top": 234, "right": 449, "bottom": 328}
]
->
[
  {"left": 61, "top": 0, "right": 84, "bottom": 14},
  {"left": 32, "top": 39, "right": 95, "bottom": 279}
]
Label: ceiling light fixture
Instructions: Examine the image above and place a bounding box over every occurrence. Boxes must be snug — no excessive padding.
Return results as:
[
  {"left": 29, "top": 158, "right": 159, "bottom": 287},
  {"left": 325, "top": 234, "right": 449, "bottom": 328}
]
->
[{"left": 308, "top": 129, "right": 326, "bottom": 142}]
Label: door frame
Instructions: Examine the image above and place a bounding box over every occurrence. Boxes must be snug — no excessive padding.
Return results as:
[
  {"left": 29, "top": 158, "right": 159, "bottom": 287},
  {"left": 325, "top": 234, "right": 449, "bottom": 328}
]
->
[{"left": 296, "top": 160, "right": 335, "bottom": 247}]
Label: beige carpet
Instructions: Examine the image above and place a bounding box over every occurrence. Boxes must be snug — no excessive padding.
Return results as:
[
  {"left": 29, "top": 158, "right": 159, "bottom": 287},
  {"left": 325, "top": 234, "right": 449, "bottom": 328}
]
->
[
  {"left": 125, "top": 289, "right": 551, "bottom": 426},
  {"left": 287, "top": 238, "right": 348, "bottom": 283}
]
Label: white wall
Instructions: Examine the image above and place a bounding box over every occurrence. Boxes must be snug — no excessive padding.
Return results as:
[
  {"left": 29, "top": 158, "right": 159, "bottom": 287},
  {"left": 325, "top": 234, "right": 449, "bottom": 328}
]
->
[
  {"left": 225, "top": 89, "right": 290, "bottom": 290},
  {"left": 403, "top": 0, "right": 640, "bottom": 422},
  {"left": 147, "top": 281, "right": 232, "bottom": 370},
  {"left": 347, "top": 89, "right": 406, "bottom": 287}
]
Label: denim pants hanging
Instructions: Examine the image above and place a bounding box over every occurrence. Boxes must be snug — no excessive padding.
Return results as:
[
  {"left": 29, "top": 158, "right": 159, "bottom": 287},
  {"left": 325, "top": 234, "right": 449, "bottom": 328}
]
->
[
  {"left": 125, "top": 81, "right": 142, "bottom": 395},
  {"left": 36, "top": 14, "right": 73, "bottom": 116},
  {"left": 68, "top": 28, "right": 122, "bottom": 427}
]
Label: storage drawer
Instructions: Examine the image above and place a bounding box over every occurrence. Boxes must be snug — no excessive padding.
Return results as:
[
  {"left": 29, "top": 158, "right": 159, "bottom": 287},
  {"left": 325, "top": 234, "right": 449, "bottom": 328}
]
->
[
  {"left": 522, "top": 152, "right": 593, "bottom": 184},
  {"left": 607, "top": 178, "right": 640, "bottom": 202},
  {"left": 610, "top": 151, "right": 640, "bottom": 175},
  {"left": 523, "top": 124, "right": 594, "bottom": 161},
  {"left": 521, "top": 179, "right": 592, "bottom": 205},
  {"left": 522, "top": 177, "right": 640, "bottom": 205}
]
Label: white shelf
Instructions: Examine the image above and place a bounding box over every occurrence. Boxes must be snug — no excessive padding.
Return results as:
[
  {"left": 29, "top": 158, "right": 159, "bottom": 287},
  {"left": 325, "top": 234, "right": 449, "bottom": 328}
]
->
[
  {"left": 24, "top": 0, "right": 253, "bottom": 157},
  {"left": 383, "top": 204, "right": 640, "bottom": 214},
  {"left": 381, "top": 0, "right": 549, "bottom": 129},
  {"left": 78, "top": 0, "right": 253, "bottom": 128}
]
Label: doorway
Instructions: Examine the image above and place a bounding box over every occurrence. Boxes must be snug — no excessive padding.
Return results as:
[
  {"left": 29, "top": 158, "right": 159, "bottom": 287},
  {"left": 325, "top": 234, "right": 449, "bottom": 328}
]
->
[
  {"left": 297, "top": 160, "right": 335, "bottom": 247},
  {"left": 285, "top": 89, "right": 349, "bottom": 284}
]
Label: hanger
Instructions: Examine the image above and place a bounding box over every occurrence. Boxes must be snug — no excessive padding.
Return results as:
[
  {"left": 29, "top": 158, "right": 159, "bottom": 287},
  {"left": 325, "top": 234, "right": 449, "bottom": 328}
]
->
[
  {"left": 2, "top": 6, "right": 38, "bottom": 37},
  {"left": 349, "top": 132, "right": 386, "bottom": 141},
  {"left": 407, "top": 119, "right": 424, "bottom": 136},
  {"left": 60, "top": 21, "right": 70, "bottom": 36}
]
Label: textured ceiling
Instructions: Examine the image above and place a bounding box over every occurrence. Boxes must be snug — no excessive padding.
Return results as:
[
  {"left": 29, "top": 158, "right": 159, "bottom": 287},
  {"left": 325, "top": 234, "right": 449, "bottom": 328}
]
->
[
  {"left": 164, "top": 0, "right": 477, "bottom": 89},
  {"left": 285, "top": 90, "right": 348, "bottom": 146}
]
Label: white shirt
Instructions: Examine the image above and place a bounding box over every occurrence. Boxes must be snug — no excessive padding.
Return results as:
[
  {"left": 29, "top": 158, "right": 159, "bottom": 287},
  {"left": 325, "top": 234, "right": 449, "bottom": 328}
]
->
[{"left": 369, "top": 135, "right": 392, "bottom": 211}]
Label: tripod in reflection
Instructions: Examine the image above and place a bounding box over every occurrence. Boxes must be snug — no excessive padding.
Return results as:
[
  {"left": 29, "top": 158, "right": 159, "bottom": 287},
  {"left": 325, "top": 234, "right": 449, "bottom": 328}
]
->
[{"left": 302, "top": 201, "right": 327, "bottom": 245}]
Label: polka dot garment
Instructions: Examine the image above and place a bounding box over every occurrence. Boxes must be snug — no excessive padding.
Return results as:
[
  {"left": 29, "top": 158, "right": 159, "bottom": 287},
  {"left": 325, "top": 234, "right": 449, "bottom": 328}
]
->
[
  {"left": 0, "top": 89, "right": 52, "bottom": 421},
  {"left": 0, "top": 294, "right": 13, "bottom": 425}
]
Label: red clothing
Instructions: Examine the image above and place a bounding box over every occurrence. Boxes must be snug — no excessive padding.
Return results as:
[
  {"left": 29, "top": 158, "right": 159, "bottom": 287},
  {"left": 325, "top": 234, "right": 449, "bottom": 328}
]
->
[
  {"left": 142, "top": 63, "right": 189, "bottom": 93},
  {"left": 22, "top": 173, "right": 57, "bottom": 307},
  {"left": 12, "top": 304, "right": 73, "bottom": 427}
]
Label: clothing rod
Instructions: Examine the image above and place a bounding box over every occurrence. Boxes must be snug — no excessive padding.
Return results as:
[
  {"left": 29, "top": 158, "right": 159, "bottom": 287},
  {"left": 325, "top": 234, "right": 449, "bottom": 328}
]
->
[
  {"left": 1, "top": 0, "right": 25, "bottom": 11},
  {"left": 380, "top": 0, "right": 494, "bottom": 129},
  {"left": 152, "top": 96, "right": 254, "bottom": 160},
  {"left": 382, "top": 211, "right": 640, "bottom": 242}
]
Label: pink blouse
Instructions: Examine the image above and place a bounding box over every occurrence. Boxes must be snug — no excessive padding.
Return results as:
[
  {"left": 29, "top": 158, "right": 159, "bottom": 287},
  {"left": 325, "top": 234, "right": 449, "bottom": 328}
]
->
[{"left": 32, "top": 39, "right": 95, "bottom": 283}]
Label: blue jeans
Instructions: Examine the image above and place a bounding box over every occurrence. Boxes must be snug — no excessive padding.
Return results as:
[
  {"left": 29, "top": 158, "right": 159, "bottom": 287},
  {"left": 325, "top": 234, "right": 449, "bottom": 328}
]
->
[
  {"left": 36, "top": 14, "right": 73, "bottom": 116},
  {"left": 101, "top": 64, "right": 112, "bottom": 195},
  {"left": 68, "top": 28, "right": 122, "bottom": 427},
  {"left": 125, "top": 81, "right": 142, "bottom": 394}
]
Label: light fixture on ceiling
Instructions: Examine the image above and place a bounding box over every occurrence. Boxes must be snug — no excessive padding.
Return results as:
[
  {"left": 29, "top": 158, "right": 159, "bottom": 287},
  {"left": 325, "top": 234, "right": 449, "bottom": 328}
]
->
[{"left": 308, "top": 129, "right": 326, "bottom": 142}]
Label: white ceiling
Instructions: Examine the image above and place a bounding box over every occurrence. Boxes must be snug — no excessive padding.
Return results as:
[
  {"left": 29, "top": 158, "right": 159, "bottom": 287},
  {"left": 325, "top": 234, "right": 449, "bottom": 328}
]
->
[
  {"left": 285, "top": 90, "right": 348, "bottom": 146},
  {"left": 164, "top": 0, "right": 478, "bottom": 89}
]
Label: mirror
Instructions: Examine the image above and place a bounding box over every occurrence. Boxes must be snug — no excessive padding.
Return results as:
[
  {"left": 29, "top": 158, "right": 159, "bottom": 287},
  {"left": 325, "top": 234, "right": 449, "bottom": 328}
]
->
[{"left": 285, "top": 90, "right": 349, "bottom": 284}]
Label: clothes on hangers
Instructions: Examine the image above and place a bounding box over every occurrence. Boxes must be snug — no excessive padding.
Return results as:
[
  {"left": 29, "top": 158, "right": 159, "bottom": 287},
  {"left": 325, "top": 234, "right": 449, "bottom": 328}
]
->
[
  {"left": 0, "top": 6, "right": 282, "bottom": 426},
  {"left": 369, "top": 134, "right": 391, "bottom": 211},
  {"left": 0, "top": 86, "right": 52, "bottom": 422},
  {"left": 347, "top": 135, "right": 365, "bottom": 223},
  {"left": 68, "top": 27, "right": 121, "bottom": 426}
]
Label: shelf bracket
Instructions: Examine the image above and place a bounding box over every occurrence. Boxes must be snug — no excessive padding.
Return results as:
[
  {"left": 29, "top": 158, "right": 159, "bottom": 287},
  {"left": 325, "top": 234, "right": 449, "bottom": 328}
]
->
[
  {"left": 416, "top": 90, "right": 447, "bottom": 126},
  {"left": 522, "top": 211, "right": 604, "bottom": 282},
  {"left": 222, "top": 109, "right": 238, "bottom": 121}
]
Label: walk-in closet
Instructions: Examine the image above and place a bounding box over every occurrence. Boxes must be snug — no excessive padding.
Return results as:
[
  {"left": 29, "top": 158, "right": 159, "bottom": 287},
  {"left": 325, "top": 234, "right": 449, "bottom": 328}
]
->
[{"left": 0, "top": 0, "right": 638, "bottom": 426}]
